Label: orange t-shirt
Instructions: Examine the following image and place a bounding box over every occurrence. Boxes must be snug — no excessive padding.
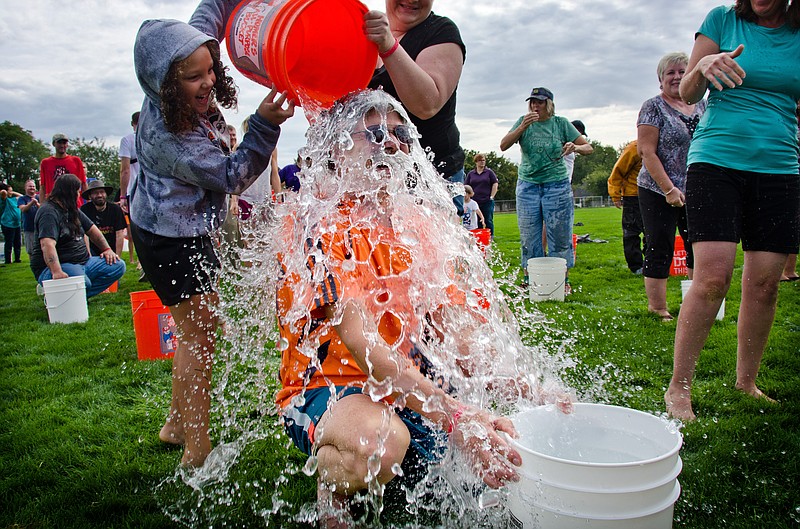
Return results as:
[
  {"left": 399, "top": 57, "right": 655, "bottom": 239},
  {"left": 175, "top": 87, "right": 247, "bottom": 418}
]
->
[{"left": 275, "top": 203, "right": 466, "bottom": 409}]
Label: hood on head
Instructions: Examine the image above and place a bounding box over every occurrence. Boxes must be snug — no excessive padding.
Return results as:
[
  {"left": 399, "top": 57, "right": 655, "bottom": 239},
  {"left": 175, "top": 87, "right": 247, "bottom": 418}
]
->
[{"left": 134, "top": 19, "right": 215, "bottom": 103}]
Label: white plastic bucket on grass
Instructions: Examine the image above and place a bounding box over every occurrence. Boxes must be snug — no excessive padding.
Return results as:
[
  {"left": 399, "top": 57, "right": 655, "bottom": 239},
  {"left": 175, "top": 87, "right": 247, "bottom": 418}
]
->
[
  {"left": 527, "top": 257, "right": 567, "bottom": 302},
  {"left": 43, "top": 276, "right": 88, "bottom": 324},
  {"left": 506, "top": 403, "right": 683, "bottom": 529},
  {"left": 681, "top": 280, "right": 724, "bottom": 321}
]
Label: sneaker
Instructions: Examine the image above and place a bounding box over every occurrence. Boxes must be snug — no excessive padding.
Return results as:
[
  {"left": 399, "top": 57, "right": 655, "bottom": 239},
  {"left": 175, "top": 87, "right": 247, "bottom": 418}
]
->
[
  {"left": 565, "top": 280, "right": 572, "bottom": 296},
  {"left": 633, "top": 268, "right": 643, "bottom": 275},
  {"left": 36, "top": 283, "right": 45, "bottom": 296},
  {"left": 138, "top": 270, "right": 149, "bottom": 283}
]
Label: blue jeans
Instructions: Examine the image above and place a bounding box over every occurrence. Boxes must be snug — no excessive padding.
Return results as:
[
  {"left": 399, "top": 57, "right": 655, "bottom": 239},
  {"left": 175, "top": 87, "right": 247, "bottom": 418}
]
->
[
  {"left": 516, "top": 179, "right": 574, "bottom": 272},
  {"left": 37, "top": 257, "right": 126, "bottom": 298},
  {"left": 477, "top": 199, "right": 495, "bottom": 236},
  {"left": 448, "top": 168, "right": 465, "bottom": 216}
]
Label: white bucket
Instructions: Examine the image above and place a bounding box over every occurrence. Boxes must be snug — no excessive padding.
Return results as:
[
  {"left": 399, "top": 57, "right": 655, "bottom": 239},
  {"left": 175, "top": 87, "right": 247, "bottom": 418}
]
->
[
  {"left": 506, "top": 403, "right": 683, "bottom": 529},
  {"left": 42, "top": 276, "right": 89, "bottom": 324},
  {"left": 681, "top": 280, "right": 724, "bottom": 321},
  {"left": 527, "top": 257, "right": 567, "bottom": 302}
]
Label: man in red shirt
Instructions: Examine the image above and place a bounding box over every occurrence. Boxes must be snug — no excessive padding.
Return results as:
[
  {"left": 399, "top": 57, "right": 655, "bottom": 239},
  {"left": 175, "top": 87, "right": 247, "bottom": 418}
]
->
[{"left": 39, "top": 133, "right": 87, "bottom": 202}]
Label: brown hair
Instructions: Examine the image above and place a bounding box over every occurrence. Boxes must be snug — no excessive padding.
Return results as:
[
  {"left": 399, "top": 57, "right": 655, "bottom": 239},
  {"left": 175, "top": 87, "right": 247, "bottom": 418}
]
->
[
  {"left": 735, "top": 0, "right": 800, "bottom": 29},
  {"left": 160, "top": 41, "right": 238, "bottom": 133}
]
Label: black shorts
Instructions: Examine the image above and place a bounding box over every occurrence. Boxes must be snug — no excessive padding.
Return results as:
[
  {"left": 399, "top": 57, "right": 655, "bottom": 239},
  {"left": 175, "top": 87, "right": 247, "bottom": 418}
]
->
[
  {"left": 129, "top": 222, "right": 220, "bottom": 306},
  {"left": 686, "top": 163, "right": 800, "bottom": 254}
]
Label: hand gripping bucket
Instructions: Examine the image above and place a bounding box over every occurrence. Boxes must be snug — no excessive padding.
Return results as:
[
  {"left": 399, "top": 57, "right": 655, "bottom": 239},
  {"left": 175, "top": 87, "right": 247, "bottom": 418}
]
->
[
  {"left": 225, "top": 0, "right": 377, "bottom": 110},
  {"left": 527, "top": 257, "right": 567, "bottom": 302},
  {"left": 130, "top": 290, "right": 177, "bottom": 360},
  {"left": 42, "top": 276, "right": 89, "bottom": 324}
]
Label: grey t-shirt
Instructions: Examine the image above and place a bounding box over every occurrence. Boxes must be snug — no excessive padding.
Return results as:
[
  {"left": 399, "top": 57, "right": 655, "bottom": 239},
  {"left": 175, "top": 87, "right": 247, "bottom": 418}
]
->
[{"left": 30, "top": 202, "right": 93, "bottom": 279}]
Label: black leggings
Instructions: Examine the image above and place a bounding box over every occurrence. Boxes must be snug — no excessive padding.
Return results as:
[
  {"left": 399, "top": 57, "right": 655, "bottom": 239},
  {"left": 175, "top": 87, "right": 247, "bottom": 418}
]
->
[
  {"left": 638, "top": 186, "right": 693, "bottom": 279},
  {"left": 2, "top": 225, "right": 21, "bottom": 263}
]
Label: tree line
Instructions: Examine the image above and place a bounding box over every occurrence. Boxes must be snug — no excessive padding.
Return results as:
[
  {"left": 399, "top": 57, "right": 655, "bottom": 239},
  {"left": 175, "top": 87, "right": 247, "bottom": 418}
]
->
[{"left": 1, "top": 120, "right": 627, "bottom": 199}]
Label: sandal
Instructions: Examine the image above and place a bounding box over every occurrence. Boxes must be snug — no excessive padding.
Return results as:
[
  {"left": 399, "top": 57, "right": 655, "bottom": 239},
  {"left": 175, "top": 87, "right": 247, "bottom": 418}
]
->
[{"left": 564, "top": 279, "right": 572, "bottom": 296}]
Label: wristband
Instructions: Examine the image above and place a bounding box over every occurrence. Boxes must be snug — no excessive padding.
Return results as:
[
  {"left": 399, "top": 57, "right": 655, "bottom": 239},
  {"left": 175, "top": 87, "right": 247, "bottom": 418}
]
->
[
  {"left": 379, "top": 38, "right": 400, "bottom": 59},
  {"left": 664, "top": 187, "right": 676, "bottom": 195},
  {"left": 447, "top": 404, "right": 468, "bottom": 434},
  {"left": 120, "top": 195, "right": 128, "bottom": 200}
]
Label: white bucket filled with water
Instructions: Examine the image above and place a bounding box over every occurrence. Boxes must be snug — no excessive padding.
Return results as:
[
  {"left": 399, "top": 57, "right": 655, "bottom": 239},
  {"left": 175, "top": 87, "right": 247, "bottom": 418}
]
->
[
  {"left": 43, "top": 276, "right": 89, "bottom": 324},
  {"left": 681, "top": 280, "right": 724, "bottom": 321},
  {"left": 527, "top": 257, "right": 567, "bottom": 302},
  {"left": 506, "top": 403, "right": 683, "bottom": 528}
]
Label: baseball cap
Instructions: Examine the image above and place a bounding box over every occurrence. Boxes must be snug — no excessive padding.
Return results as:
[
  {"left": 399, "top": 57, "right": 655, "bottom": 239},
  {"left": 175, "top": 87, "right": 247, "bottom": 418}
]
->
[
  {"left": 526, "top": 87, "right": 554, "bottom": 101},
  {"left": 52, "top": 133, "right": 69, "bottom": 144}
]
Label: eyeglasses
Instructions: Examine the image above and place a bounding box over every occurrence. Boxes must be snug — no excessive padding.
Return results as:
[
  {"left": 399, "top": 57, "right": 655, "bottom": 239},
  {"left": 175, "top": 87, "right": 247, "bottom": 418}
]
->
[{"left": 352, "top": 124, "right": 414, "bottom": 145}]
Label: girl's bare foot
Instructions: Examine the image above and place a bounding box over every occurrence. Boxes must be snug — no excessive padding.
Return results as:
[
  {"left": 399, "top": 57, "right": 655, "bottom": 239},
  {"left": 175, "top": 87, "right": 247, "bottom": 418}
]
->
[
  {"left": 159, "top": 422, "right": 185, "bottom": 446},
  {"left": 649, "top": 309, "right": 673, "bottom": 322},
  {"left": 665, "top": 389, "right": 695, "bottom": 421}
]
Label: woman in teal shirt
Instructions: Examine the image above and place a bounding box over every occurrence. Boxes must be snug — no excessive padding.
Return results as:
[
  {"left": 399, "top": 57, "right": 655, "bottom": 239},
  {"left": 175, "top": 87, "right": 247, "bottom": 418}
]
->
[
  {"left": 666, "top": 0, "right": 800, "bottom": 422},
  {"left": 0, "top": 183, "right": 22, "bottom": 264},
  {"left": 500, "top": 87, "right": 592, "bottom": 291}
]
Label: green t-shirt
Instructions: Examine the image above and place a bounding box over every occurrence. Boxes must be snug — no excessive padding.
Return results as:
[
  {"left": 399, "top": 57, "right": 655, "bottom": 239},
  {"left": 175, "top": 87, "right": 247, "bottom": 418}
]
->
[
  {"left": 511, "top": 115, "right": 580, "bottom": 184},
  {"left": 687, "top": 6, "right": 800, "bottom": 174}
]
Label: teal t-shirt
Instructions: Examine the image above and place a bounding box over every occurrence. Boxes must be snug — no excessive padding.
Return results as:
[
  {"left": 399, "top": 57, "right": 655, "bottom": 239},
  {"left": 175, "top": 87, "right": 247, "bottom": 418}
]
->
[
  {"left": 688, "top": 5, "right": 800, "bottom": 174},
  {"left": 512, "top": 116, "right": 580, "bottom": 184},
  {"left": 0, "top": 195, "right": 21, "bottom": 229}
]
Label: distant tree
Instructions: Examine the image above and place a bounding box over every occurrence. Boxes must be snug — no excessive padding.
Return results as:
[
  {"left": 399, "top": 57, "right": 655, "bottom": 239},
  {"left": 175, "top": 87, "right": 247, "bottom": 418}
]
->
[
  {"left": 572, "top": 140, "right": 619, "bottom": 194},
  {"left": 582, "top": 168, "right": 614, "bottom": 197},
  {"left": 0, "top": 121, "right": 50, "bottom": 190},
  {"left": 70, "top": 138, "right": 121, "bottom": 192},
  {"left": 463, "top": 149, "right": 519, "bottom": 201}
]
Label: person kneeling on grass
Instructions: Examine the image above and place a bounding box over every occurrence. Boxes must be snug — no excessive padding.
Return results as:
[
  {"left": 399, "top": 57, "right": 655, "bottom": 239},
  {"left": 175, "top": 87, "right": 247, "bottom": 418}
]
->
[
  {"left": 275, "top": 90, "right": 572, "bottom": 524},
  {"left": 29, "top": 174, "right": 126, "bottom": 298}
]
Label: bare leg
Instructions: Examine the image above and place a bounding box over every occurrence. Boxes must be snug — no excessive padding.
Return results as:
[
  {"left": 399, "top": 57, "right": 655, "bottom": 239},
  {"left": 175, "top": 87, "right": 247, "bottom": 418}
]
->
[
  {"left": 644, "top": 276, "right": 671, "bottom": 320},
  {"left": 780, "top": 253, "right": 798, "bottom": 281},
  {"left": 735, "top": 251, "right": 785, "bottom": 402},
  {"left": 667, "top": 241, "right": 736, "bottom": 421},
  {"left": 161, "top": 293, "right": 218, "bottom": 467}
]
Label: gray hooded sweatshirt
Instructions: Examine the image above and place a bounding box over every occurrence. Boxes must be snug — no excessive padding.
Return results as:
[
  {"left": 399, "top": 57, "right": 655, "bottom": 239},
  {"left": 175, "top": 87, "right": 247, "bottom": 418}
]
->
[{"left": 131, "top": 0, "right": 279, "bottom": 237}]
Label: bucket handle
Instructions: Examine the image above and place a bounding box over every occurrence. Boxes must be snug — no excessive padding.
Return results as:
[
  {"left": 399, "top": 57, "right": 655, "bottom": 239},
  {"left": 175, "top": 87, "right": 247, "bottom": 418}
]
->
[
  {"left": 45, "top": 287, "right": 85, "bottom": 310},
  {"left": 530, "top": 278, "right": 565, "bottom": 298}
]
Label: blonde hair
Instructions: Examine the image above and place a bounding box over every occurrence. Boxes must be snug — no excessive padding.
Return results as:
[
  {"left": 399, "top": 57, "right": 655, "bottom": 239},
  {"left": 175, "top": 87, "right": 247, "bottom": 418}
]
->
[
  {"left": 464, "top": 185, "right": 474, "bottom": 196},
  {"left": 657, "top": 52, "right": 688, "bottom": 81}
]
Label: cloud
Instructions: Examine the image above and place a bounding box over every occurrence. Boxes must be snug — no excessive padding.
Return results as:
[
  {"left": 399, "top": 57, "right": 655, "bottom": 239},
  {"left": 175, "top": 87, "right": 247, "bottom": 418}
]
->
[{"left": 0, "top": 0, "right": 721, "bottom": 165}]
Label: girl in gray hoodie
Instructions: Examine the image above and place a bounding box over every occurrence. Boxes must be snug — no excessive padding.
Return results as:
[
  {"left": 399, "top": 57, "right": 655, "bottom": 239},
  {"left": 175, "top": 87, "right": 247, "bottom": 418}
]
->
[{"left": 130, "top": 0, "right": 295, "bottom": 468}]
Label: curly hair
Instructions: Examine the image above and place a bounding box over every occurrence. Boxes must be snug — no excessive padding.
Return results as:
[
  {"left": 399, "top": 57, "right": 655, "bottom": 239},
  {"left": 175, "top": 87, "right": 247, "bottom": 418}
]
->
[
  {"left": 160, "top": 40, "right": 238, "bottom": 134},
  {"left": 735, "top": 0, "right": 800, "bottom": 29}
]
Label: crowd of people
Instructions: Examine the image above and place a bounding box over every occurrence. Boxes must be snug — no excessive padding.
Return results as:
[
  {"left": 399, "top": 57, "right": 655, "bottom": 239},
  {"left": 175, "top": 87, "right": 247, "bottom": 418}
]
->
[{"left": 3, "top": 0, "right": 798, "bottom": 524}]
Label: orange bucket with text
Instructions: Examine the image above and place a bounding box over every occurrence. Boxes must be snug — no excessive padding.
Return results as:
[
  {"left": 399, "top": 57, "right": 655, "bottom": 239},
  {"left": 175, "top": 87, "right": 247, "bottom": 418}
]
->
[
  {"left": 225, "top": 0, "right": 376, "bottom": 110},
  {"left": 130, "top": 290, "right": 177, "bottom": 360},
  {"left": 670, "top": 235, "right": 688, "bottom": 276}
]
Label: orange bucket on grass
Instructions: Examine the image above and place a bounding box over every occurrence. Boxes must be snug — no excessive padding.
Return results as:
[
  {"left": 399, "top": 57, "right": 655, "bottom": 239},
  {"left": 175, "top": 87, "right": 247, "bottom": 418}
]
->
[
  {"left": 225, "top": 0, "right": 377, "bottom": 111},
  {"left": 470, "top": 228, "right": 491, "bottom": 254},
  {"left": 130, "top": 290, "right": 177, "bottom": 360},
  {"left": 101, "top": 280, "right": 119, "bottom": 294},
  {"left": 573, "top": 232, "right": 577, "bottom": 262},
  {"left": 670, "top": 235, "right": 688, "bottom": 276}
]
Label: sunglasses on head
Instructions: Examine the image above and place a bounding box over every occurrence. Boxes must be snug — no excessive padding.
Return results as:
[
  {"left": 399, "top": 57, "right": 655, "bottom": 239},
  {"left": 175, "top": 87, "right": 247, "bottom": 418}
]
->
[{"left": 353, "top": 124, "right": 414, "bottom": 145}]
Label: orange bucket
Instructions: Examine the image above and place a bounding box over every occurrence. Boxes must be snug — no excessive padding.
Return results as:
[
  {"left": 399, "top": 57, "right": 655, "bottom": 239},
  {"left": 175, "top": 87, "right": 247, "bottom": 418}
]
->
[
  {"left": 101, "top": 280, "right": 119, "bottom": 294},
  {"left": 130, "top": 290, "right": 177, "bottom": 360},
  {"left": 470, "top": 228, "right": 491, "bottom": 254},
  {"left": 573, "top": 232, "right": 577, "bottom": 262},
  {"left": 670, "top": 235, "right": 688, "bottom": 276},
  {"left": 225, "top": 0, "right": 376, "bottom": 111}
]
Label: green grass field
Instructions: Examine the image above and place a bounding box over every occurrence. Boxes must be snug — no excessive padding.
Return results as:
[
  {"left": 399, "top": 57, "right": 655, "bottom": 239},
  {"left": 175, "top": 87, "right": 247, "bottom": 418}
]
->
[{"left": 1, "top": 207, "right": 798, "bottom": 528}]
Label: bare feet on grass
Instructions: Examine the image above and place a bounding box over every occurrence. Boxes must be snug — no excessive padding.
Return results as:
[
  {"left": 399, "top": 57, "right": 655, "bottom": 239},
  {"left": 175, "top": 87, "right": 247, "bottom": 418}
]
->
[
  {"left": 735, "top": 383, "right": 778, "bottom": 404},
  {"left": 649, "top": 309, "right": 674, "bottom": 322},
  {"left": 159, "top": 421, "right": 184, "bottom": 446},
  {"left": 665, "top": 388, "right": 695, "bottom": 422}
]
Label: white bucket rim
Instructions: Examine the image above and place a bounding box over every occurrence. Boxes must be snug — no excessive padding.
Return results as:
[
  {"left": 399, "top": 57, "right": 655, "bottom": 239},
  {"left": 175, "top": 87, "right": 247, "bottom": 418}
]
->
[
  {"left": 527, "top": 256, "right": 567, "bottom": 268},
  {"left": 523, "top": 480, "right": 681, "bottom": 520},
  {"left": 515, "top": 457, "right": 683, "bottom": 494},
  {"left": 510, "top": 403, "right": 683, "bottom": 468}
]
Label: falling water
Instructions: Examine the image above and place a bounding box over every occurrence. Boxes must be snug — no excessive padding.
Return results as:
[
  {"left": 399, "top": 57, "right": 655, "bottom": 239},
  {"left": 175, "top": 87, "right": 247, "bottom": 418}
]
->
[{"left": 155, "top": 90, "right": 601, "bottom": 528}]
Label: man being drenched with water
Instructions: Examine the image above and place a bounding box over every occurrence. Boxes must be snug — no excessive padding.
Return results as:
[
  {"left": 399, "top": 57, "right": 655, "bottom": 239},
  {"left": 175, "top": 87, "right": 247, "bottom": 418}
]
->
[{"left": 274, "top": 89, "right": 571, "bottom": 525}]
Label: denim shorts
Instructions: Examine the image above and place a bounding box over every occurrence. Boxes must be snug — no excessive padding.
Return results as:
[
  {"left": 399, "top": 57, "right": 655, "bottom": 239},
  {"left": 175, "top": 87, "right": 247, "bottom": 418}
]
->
[{"left": 516, "top": 178, "right": 575, "bottom": 270}]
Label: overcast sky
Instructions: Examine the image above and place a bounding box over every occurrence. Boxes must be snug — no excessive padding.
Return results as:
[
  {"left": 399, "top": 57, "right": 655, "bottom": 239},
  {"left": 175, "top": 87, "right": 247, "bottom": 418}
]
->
[{"left": 0, "top": 0, "right": 724, "bottom": 167}]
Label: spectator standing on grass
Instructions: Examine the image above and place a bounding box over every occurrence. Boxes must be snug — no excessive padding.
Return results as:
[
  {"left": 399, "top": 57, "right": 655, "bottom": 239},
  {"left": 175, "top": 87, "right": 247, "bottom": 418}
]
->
[
  {"left": 0, "top": 183, "right": 22, "bottom": 264},
  {"left": 462, "top": 184, "right": 484, "bottom": 230},
  {"left": 119, "top": 112, "right": 140, "bottom": 265},
  {"left": 39, "top": 133, "right": 87, "bottom": 204},
  {"left": 500, "top": 87, "right": 593, "bottom": 293},
  {"left": 465, "top": 153, "right": 497, "bottom": 236},
  {"left": 18, "top": 179, "right": 40, "bottom": 257},
  {"left": 637, "top": 52, "right": 706, "bottom": 322},
  {"left": 667, "top": 1, "right": 800, "bottom": 421},
  {"left": 29, "top": 174, "right": 125, "bottom": 297},
  {"left": 279, "top": 153, "right": 302, "bottom": 192},
  {"left": 80, "top": 181, "right": 127, "bottom": 256},
  {"left": 608, "top": 140, "right": 645, "bottom": 274},
  {"left": 563, "top": 119, "right": 587, "bottom": 183}
]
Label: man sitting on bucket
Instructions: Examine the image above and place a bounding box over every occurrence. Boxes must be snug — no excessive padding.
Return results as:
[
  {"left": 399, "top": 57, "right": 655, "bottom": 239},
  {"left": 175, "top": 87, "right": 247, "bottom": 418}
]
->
[{"left": 30, "top": 174, "right": 126, "bottom": 298}]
